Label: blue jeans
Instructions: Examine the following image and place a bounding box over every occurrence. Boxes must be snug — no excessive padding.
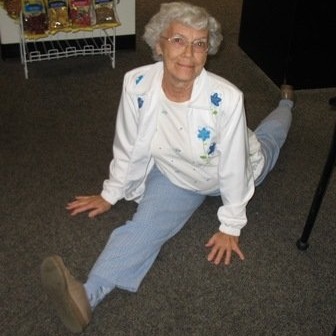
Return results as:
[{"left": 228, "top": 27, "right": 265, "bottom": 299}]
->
[
  {"left": 84, "top": 99, "right": 293, "bottom": 308},
  {"left": 85, "top": 165, "right": 206, "bottom": 308},
  {"left": 254, "top": 100, "right": 292, "bottom": 185}
]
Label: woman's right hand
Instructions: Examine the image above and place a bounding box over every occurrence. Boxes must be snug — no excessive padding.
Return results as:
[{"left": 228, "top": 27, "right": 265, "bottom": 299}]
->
[{"left": 66, "top": 195, "right": 112, "bottom": 218}]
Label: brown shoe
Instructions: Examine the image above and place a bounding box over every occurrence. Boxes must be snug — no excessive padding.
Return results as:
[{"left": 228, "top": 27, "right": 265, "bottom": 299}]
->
[
  {"left": 280, "top": 84, "right": 295, "bottom": 103},
  {"left": 41, "top": 255, "right": 92, "bottom": 333}
]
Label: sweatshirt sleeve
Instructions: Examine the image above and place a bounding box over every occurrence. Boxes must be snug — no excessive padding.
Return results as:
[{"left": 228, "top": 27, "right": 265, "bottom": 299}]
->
[
  {"left": 101, "top": 72, "right": 139, "bottom": 205},
  {"left": 216, "top": 90, "right": 255, "bottom": 236}
]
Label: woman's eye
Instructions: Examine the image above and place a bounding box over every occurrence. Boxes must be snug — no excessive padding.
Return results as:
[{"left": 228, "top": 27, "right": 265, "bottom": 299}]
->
[
  {"left": 196, "top": 41, "right": 206, "bottom": 48},
  {"left": 173, "top": 37, "right": 185, "bottom": 45}
]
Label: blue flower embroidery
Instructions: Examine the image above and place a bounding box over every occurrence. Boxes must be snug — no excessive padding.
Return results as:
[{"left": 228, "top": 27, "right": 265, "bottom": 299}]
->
[
  {"left": 211, "top": 92, "right": 222, "bottom": 106},
  {"left": 197, "top": 127, "right": 211, "bottom": 141},
  {"left": 210, "top": 92, "right": 222, "bottom": 115},
  {"left": 208, "top": 142, "right": 216, "bottom": 155},
  {"left": 137, "top": 97, "right": 144, "bottom": 109},
  {"left": 197, "top": 127, "right": 216, "bottom": 163},
  {"left": 135, "top": 75, "right": 144, "bottom": 85}
]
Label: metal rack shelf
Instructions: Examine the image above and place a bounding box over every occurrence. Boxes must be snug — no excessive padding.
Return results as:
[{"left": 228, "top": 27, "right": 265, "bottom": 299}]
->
[{"left": 19, "top": 5, "right": 118, "bottom": 79}]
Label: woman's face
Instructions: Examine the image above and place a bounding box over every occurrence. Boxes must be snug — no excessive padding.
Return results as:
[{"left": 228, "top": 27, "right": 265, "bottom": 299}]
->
[{"left": 156, "top": 21, "right": 209, "bottom": 87}]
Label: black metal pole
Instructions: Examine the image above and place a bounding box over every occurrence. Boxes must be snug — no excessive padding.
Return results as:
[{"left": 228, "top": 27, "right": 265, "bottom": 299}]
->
[{"left": 296, "top": 122, "right": 336, "bottom": 250}]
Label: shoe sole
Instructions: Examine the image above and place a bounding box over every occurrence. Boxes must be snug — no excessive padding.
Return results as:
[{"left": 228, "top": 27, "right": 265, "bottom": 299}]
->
[{"left": 41, "top": 256, "right": 88, "bottom": 333}]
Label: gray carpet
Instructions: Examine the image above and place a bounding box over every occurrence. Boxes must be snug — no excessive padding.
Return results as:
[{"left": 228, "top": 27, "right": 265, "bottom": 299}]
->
[{"left": 1, "top": 1, "right": 335, "bottom": 335}]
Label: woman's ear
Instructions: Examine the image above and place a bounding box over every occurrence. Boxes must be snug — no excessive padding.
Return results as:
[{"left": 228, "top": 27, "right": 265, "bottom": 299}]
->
[{"left": 155, "top": 42, "right": 163, "bottom": 57}]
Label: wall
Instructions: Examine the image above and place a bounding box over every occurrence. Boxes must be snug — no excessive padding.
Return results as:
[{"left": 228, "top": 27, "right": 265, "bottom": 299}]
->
[{"left": 239, "top": 0, "right": 336, "bottom": 89}]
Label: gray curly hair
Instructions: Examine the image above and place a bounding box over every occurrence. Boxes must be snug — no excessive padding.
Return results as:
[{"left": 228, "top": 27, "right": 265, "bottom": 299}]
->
[{"left": 143, "top": 2, "right": 223, "bottom": 61}]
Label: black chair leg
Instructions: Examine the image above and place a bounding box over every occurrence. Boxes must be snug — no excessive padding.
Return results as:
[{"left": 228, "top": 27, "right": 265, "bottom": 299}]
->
[{"left": 296, "top": 122, "right": 336, "bottom": 250}]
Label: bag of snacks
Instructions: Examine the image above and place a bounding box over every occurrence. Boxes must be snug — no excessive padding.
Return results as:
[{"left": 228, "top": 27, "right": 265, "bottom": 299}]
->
[
  {"left": 22, "top": 0, "right": 48, "bottom": 36},
  {"left": 4, "top": 0, "right": 21, "bottom": 19},
  {"left": 46, "top": 0, "right": 71, "bottom": 32},
  {"left": 94, "top": 0, "right": 119, "bottom": 26},
  {"left": 69, "top": 0, "right": 92, "bottom": 29}
]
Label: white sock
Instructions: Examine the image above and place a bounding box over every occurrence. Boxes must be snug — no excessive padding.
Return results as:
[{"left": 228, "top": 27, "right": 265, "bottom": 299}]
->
[{"left": 84, "top": 281, "right": 114, "bottom": 310}]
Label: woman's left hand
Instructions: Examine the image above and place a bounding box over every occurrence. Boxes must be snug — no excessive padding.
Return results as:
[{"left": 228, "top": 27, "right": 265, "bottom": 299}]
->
[{"left": 205, "top": 231, "right": 245, "bottom": 265}]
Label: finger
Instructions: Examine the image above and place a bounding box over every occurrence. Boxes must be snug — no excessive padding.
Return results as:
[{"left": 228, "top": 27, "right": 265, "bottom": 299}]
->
[
  {"left": 233, "top": 246, "right": 245, "bottom": 261},
  {"left": 69, "top": 203, "right": 96, "bottom": 216},
  {"left": 88, "top": 208, "right": 103, "bottom": 218},
  {"left": 207, "top": 246, "right": 218, "bottom": 262},
  {"left": 75, "top": 196, "right": 92, "bottom": 200},
  {"left": 224, "top": 249, "right": 232, "bottom": 265},
  {"left": 205, "top": 237, "right": 214, "bottom": 247},
  {"left": 88, "top": 202, "right": 111, "bottom": 218},
  {"left": 69, "top": 207, "right": 87, "bottom": 216},
  {"left": 66, "top": 202, "right": 80, "bottom": 210},
  {"left": 214, "top": 248, "right": 225, "bottom": 265},
  {"left": 66, "top": 198, "right": 91, "bottom": 209},
  {"left": 208, "top": 246, "right": 224, "bottom": 265}
]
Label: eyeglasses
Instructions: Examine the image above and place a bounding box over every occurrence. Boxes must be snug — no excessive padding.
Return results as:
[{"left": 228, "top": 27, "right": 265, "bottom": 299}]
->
[{"left": 160, "top": 35, "right": 209, "bottom": 53}]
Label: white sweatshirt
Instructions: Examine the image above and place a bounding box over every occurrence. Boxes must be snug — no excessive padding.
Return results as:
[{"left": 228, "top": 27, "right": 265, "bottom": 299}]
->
[{"left": 101, "top": 62, "right": 264, "bottom": 236}]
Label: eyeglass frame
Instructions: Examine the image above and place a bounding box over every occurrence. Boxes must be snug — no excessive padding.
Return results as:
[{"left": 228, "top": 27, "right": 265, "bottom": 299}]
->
[{"left": 160, "top": 35, "right": 209, "bottom": 53}]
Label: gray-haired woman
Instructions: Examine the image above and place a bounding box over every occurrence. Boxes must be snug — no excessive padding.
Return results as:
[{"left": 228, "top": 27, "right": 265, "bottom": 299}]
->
[{"left": 41, "top": 2, "right": 294, "bottom": 333}]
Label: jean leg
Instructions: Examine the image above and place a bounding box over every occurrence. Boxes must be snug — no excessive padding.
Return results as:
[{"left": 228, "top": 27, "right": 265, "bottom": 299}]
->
[
  {"left": 254, "top": 99, "right": 293, "bottom": 186},
  {"left": 85, "top": 166, "right": 205, "bottom": 307}
]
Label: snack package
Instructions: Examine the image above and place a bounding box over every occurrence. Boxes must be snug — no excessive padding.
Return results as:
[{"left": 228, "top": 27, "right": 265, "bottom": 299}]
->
[
  {"left": 4, "top": 0, "right": 21, "bottom": 19},
  {"left": 94, "top": 0, "right": 118, "bottom": 25},
  {"left": 46, "top": 0, "right": 71, "bottom": 32},
  {"left": 69, "top": 0, "right": 92, "bottom": 29},
  {"left": 22, "top": 0, "right": 48, "bottom": 36}
]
